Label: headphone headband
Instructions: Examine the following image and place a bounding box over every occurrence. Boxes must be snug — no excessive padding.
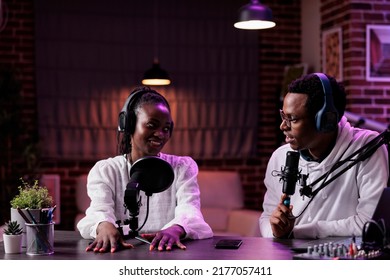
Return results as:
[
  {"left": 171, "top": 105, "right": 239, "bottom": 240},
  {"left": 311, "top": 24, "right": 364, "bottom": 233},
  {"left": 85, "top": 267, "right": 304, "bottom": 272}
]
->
[
  {"left": 118, "top": 88, "right": 150, "bottom": 133},
  {"left": 313, "top": 73, "right": 339, "bottom": 132}
]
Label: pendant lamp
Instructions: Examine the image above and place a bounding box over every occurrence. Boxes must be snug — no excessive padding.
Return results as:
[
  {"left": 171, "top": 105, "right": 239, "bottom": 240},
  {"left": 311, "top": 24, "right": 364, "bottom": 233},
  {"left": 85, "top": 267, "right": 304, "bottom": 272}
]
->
[
  {"left": 142, "top": 59, "right": 171, "bottom": 86},
  {"left": 141, "top": 0, "right": 171, "bottom": 86},
  {"left": 234, "top": 0, "right": 276, "bottom": 30}
]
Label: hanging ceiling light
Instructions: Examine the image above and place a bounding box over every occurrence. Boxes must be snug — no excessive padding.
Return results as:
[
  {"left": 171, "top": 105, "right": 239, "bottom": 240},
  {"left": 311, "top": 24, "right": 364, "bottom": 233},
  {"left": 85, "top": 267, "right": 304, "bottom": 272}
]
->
[
  {"left": 142, "top": 58, "right": 171, "bottom": 86},
  {"left": 141, "top": 0, "right": 171, "bottom": 86},
  {"left": 234, "top": 0, "right": 276, "bottom": 30}
]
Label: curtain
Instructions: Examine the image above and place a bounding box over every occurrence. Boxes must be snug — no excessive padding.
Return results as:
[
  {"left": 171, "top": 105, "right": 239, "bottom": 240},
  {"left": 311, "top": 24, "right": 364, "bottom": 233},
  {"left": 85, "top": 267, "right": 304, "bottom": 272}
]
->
[{"left": 35, "top": 0, "right": 258, "bottom": 160}]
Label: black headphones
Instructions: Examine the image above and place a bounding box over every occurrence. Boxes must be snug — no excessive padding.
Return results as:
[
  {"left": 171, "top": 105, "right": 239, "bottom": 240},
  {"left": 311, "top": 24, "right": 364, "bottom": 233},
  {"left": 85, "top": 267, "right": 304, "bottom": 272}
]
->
[
  {"left": 313, "top": 73, "right": 339, "bottom": 132},
  {"left": 118, "top": 87, "right": 173, "bottom": 135}
]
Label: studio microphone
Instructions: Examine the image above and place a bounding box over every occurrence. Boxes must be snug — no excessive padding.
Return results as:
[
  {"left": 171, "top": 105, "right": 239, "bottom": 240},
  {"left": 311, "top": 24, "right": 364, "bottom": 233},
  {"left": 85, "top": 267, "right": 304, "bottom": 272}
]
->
[
  {"left": 281, "top": 151, "right": 300, "bottom": 207},
  {"left": 124, "top": 179, "right": 141, "bottom": 217},
  {"left": 119, "top": 156, "right": 174, "bottom": 241}
]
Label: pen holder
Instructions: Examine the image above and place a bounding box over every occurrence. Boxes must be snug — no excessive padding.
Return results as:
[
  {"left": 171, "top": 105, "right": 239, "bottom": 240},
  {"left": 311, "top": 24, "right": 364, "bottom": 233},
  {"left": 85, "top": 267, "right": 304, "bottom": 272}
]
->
[{"left": 25, "top": 222, "right": 54, "bottom": 255}]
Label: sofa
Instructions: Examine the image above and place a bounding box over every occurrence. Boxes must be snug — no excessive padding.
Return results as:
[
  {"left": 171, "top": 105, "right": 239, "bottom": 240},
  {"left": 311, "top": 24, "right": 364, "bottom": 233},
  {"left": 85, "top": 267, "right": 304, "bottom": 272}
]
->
[
  {"left": 75, "top": 170, "right": 262, "bottom": 237},
  {"left": 197, "top": 170, "right": 262, "bottom": 237}
]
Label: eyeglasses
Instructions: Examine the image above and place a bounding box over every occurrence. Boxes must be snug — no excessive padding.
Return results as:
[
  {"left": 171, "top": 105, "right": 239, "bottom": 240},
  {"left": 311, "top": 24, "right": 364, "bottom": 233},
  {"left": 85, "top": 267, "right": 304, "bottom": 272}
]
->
[{"left": 279, "top": 109, "right": 300, "bottom": 128}]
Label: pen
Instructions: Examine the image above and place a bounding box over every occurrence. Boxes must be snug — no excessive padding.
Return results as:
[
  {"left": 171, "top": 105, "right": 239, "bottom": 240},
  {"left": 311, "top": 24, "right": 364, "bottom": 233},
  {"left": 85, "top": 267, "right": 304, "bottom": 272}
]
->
[
  {"left": 26, "top": 208, "right": 38, "bottom": 224},
  {"left": 16, "top": 207, "right": 32, "bottom": 224},
  {"left": 48, "top": 205, "right": 57, "bottom": 223},
  {"left": 40, "top": 209, "right": 49, "bottom": 224},
  {"left": 135, "top": 236, "right": 151, "bottom": 245}
]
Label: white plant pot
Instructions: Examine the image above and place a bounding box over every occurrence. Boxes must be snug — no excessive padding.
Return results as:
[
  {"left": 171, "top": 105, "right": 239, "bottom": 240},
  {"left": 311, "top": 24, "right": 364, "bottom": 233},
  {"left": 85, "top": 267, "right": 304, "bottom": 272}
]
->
[
  {"left": 10, "top": 208, "right": 41, "bottom": 248},
  {"left": 3, "top": 234, "right": 23, "bottom": 254}
]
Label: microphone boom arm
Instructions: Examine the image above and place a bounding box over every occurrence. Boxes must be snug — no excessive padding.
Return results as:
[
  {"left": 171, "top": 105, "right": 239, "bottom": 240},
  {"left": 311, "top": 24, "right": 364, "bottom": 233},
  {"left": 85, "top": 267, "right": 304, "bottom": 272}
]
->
[{"left": 300, "top": 128, "right": 390, "bottom": 198}]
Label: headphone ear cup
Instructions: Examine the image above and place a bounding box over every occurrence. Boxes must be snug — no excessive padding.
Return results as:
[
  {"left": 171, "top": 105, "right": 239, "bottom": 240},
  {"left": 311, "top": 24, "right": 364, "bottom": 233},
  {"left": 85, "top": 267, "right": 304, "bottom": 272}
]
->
[
  {"left": 118, "top": 111, "right": 127, "bottom": 132},
  {"left": 313, "top": 73, "right": 339, "bottom": 132},
  {"left": 118, "top": 95, "right": 133, "bottom": 133},
  {"left": 315, "top": 110, "right": 338, "bottom": 132},
  {"left": 118, "top": 88, "right": 148, "bottom": 134}
]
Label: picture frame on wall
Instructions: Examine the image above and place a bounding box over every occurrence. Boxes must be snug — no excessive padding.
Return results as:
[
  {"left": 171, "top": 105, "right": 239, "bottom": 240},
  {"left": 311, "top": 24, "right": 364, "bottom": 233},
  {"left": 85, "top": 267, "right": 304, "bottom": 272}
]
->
[
  {"left": 280, "top": 63, "right": 308, "bottom": 100},
  {"left": 366, "top": 24, "right": 390, "bottom": 81},
  {"left": 322, "top": 27, "right": 343, "bottom": 81}
]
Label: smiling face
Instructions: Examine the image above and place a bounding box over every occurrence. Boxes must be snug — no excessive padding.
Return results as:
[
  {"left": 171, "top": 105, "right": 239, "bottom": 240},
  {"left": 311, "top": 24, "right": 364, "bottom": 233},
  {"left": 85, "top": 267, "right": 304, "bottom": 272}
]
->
[
  {"left": 280, "top": 92, "right": 324, "bottom": 155},
  {"left": 130, "top": 102, "right": 173, "bottom": 162}
]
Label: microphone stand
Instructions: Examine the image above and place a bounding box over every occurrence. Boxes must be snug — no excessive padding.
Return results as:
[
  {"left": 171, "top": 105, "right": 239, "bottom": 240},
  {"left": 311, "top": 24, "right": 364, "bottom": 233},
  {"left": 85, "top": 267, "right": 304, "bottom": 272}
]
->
[
  {"left": 114, "top": 156, "right": 174, "bottom": 245},
  {"left": 116, "top": 182, "right": 152, "bottom": 245},
  {"left": 300, "top": 128, "right": 390, "bottom": 199}
]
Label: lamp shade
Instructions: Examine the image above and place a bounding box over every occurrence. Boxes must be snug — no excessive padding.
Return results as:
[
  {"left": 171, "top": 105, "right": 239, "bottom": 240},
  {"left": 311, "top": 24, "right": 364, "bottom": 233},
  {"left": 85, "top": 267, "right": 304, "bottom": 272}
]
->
[
  {"left": 234, "top": 0, "right": 276, "bottom": 30},
  {"left": 141, "top": 61, "right": 171, "bottom": 86}
]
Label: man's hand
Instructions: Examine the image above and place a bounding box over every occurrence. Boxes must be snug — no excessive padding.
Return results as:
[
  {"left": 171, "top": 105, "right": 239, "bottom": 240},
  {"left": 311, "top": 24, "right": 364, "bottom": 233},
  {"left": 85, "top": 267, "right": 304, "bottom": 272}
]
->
[{"left": 270, "top": 194, "right": 295, "bottom": 238}]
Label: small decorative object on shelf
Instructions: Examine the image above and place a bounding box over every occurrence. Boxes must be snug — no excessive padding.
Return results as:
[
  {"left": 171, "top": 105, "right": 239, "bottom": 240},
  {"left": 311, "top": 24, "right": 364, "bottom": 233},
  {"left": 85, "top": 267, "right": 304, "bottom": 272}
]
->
[
  {"left": 3, "top": 220, "right": 23, "bottom": 235},
  {"left": 3, "top": 220, "right": 23, "bottom": 253}
]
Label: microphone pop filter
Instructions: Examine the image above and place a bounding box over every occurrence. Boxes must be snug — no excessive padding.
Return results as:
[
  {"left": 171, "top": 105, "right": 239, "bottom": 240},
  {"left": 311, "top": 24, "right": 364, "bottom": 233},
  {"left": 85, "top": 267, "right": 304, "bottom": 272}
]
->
[{"left": 130, "top": 156, "right": 174, "bottom": 196}]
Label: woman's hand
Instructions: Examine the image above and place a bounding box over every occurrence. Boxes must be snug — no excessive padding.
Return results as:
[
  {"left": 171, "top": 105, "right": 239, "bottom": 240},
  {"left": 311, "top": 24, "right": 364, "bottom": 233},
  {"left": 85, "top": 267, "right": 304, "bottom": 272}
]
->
[
  {"left": 85, "top": 221, "right": 134, "bottom": 253},
  {"left": 270, "top": 194, "right": 295, "bottom": 238},
  {"left": 141, "top": 224, "right": 186, "bottom": 251}
]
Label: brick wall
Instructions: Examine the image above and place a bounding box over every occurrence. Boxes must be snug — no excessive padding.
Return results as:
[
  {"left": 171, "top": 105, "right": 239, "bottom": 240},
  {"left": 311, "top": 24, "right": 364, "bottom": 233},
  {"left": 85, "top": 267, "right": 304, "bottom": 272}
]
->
[
  {"left": 0, "top": 0, "right": 38, "bottom": 223},
  {"left": 0, "top": 0, "right": 36, "bottom": 136},
  {"left": 322, "top": 0, "right": 390, "bottom": 122}
]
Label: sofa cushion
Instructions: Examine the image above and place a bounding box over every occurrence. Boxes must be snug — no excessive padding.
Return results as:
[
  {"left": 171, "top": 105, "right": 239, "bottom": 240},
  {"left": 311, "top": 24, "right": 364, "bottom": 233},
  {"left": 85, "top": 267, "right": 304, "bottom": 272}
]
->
[
  {"left": 201, "top": 207, "right": 230, "bottom": 232},
  {"left": 197, "top": 170, "right": 243, "bottom": 210},
  {"left": 76, "top": 174, "right": 89, "bottom": 214},
  {"left": 227, "top": 209, "right": 261, "bottom": 237}
]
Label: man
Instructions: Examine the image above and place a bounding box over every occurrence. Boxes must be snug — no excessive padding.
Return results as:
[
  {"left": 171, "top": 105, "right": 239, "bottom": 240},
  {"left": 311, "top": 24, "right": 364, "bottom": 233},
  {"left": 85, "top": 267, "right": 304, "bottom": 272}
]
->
[{"left": 259, "top": 73, "right": 388, "bottom": 239}]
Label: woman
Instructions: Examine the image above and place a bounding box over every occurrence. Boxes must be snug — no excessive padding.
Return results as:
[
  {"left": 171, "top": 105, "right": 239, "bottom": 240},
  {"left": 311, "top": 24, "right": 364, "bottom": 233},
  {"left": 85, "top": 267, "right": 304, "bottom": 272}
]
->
[{"left": 77, "top": 87, "right": 213, "bottom": 253}]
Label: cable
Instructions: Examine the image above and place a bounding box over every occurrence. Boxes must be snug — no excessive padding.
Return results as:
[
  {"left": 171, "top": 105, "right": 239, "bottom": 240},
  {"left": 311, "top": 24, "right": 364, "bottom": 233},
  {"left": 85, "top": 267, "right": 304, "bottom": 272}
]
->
[
  {"left": 136, "top": 195, "right": 150, "bottom": 232},
  {"left": 294, "top": 130, "right": 389, "bottom": 219}
]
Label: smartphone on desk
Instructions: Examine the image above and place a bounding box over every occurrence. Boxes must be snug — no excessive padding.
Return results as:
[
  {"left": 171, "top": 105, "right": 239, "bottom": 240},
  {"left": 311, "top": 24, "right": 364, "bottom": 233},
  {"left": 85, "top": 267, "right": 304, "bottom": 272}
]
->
[{"left": 215, "top": 239, "right": 243, "bottom": 249}]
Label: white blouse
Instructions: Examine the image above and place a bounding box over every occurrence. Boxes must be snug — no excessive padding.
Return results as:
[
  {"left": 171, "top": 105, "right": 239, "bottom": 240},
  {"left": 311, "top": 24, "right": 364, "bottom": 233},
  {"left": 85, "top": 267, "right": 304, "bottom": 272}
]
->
[{"left": 77, "top": 153, "right": 213, "bottom": 240}]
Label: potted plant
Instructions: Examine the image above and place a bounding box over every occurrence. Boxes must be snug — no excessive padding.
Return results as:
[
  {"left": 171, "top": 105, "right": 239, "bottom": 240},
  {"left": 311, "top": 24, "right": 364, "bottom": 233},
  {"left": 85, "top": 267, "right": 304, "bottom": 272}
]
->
[
  {"left": 3, "top": 220, "right": 23, "bottom": 253},
  {"left": 10, "top": 178, "right": 53, "bottom": 209},
  {"left": 10, "top": 178, "right": 53, "bottom": 247}
]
